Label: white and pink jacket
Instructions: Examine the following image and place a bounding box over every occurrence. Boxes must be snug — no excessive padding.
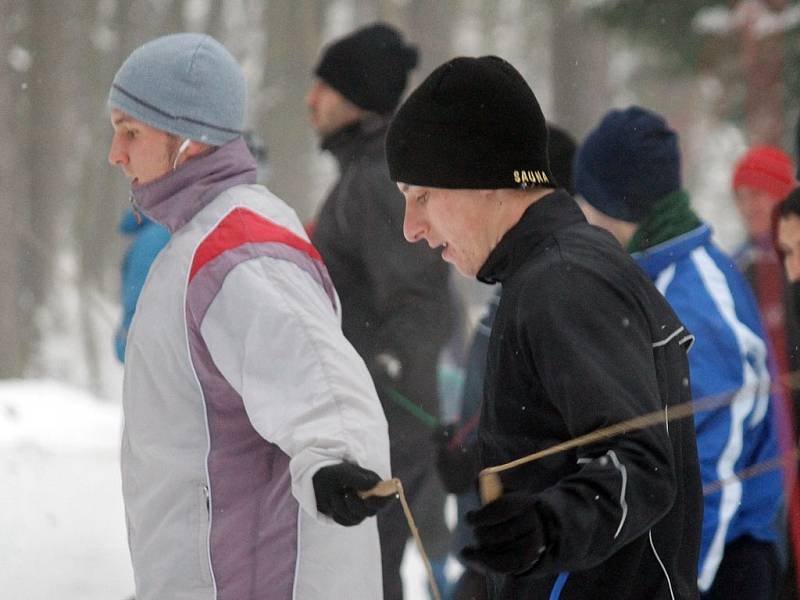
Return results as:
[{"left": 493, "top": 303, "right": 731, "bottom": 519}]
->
[{"left": 122, "top": 138, "right": 390, "bottom": 600}]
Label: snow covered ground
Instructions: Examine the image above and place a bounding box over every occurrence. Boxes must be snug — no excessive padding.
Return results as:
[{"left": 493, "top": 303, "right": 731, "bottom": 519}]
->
[
  {"left": 0, "top": 380, "right": 133, "bottom": 599},
  {"left": 0, "top": 379, "right": 443, "bottom": 600}
]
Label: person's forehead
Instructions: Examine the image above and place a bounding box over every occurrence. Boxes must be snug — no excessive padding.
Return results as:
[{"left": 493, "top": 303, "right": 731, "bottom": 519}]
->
[
  {"left": 780, "top": 214, "right": 800, "bottom": 235},
  {"left": 397, "top": 183, "right": 454, "bottom": 195},
  {"left": 312, "top": 78, "right": 345, "bottom": 98},
  {"left": 110, "top": 108, "right": 133, "bottom": 125},
  {"left": 735, "top": 185, "right": 769, "bottom": 201},
  {"left": 110, "top": 109, "right": 153, "bottom": 131},
  {"left": 110, "top": 109, "right": 166, "bottom": 137}
]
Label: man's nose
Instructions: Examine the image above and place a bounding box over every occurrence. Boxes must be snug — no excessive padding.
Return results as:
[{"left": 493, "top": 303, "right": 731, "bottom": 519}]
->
[
  {"left": 108, "top": 136, "right": 127, "bottom": 167},
  {"left": 305, "top": 82, "right": 320, "bottom": 109},
  {"left": 402, "top": 200, "right": 425, "bottom": 243}
]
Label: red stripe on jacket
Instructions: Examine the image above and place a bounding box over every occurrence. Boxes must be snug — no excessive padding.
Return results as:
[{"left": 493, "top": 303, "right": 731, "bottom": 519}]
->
[{"left": 190, "top": 207, "right": 322, "bottom": 283}]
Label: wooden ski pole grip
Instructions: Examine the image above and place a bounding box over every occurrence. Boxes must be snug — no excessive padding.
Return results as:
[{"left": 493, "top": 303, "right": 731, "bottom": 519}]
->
[
  {"left": 479, "top": 469, "right": 503, "bottom": 504},
  {"left": 358, "top": 478, "right": 400, "bottom": 499}
]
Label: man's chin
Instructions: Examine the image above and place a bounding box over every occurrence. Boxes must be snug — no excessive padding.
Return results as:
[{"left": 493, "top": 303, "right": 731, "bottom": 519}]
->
[{"left": 449, "top": 259, "right": 476, "bottom": 278}]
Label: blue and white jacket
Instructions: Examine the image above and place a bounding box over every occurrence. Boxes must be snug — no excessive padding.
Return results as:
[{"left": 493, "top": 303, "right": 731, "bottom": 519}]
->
[{"left": 633, "top": 224, "right": 783, "bottom": 592}]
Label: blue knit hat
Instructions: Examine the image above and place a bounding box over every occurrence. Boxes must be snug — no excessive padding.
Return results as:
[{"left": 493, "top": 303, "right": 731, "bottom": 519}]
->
[
  {"left": 108, "top": 33, "right": 245, "bottom": 146},
  {"left": 574, "top": 106, "right": 681, "bottom": 223}
]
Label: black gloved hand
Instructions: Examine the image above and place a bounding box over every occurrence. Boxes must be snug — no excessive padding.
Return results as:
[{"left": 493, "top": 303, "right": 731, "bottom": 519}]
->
[
  {"left": 312, "top": 462, "right": 393, "bottom": 526},
  {"left": 433, "top": 424, "right": 479, "bottom": 495},
  {"left": 460, "top": 492, "right": 547, "bottom": 575}
]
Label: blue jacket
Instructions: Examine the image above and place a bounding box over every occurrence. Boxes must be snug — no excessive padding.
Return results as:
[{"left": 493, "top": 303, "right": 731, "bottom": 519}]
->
[
  {"left": 115, "top": 208, "right": 170, "bottom": 362},
  {"left": 633, "top": 224, "right": 783, "bottom": 592}
]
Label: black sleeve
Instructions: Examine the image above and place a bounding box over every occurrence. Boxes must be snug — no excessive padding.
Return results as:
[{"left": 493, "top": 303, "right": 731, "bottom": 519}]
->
[
  {"left": 349, "top": 166, "right": 453, "bottom": 391},
  {"left": 520, "top": 266, "right": 677, "bottom": 574}
]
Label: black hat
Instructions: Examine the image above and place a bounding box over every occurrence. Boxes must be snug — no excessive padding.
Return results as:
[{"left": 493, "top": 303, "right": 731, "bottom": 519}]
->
[
  {"left": 546, "top": 123, "right": 577, "bottom": 196},
  {"left": 314, "top": 22, "right": 418, "bottom": 115},
  {"left": 386, "top": 55, "right": 553, "bottom": 190}
]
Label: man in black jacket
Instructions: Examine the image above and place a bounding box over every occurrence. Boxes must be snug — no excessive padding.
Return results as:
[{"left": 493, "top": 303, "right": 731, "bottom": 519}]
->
[
  {"left": 306, "top": 23, "right": 455, "bottom": 599},
  {"left": 385, "top": 55, "right": 703, "bottom": 600}
]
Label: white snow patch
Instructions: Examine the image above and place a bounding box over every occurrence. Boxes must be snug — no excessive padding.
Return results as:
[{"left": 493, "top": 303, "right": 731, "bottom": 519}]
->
[
  {"left": 0, "top": 379, "right": 133, "bottom": 600},
  {"left": 0, "top": 379, "right": 122, "bottom": 450}
]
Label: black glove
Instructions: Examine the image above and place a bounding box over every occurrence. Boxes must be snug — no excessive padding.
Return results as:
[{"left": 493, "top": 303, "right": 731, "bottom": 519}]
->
[
  {"left": 433, "top": 424, "right": 479, "bottom": 495},
  {"left": 312, "top": 462, "right": 393, "bottom": 526},
  {"left": 461, "top": 492, "right": 547, "bottom": 575}
]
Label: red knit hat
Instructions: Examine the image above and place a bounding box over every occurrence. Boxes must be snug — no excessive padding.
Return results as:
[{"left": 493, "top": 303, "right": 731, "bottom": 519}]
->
[{"left": 732, "top": 145, "right": 797, "bottom": 201}]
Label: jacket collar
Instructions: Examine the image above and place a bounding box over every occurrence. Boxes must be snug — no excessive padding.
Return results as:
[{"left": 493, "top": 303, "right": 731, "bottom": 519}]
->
[
  {"left": 477, "top": 189, "right": 584, "bottom": 284},
  {"left": 321, "top": 114, "right": 391, "bottom": 169},
  {"left": 131, "top": 137, "right": 257, "bottom": 234},
  {"left": 632, "top": 224, "right": 711, "bottom": 279}
]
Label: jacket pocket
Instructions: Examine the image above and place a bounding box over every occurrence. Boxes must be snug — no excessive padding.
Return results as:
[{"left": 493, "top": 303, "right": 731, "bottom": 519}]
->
[{"left": 194, "top": 483, "right": 213, "bottom": 586}]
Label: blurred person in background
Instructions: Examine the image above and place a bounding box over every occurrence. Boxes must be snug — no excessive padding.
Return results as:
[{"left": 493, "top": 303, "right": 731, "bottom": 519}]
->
[
  {"left": 776, "top": 188, "right": 800, "bottom": 286},
  {"left": 774, "top": 184, "right": 800, "bottom": 437},
  {"left": 575, "top": 105, "right": 784, "bottom": 600},
  {"left": 732, "top": 146, "right": 800, "bottom": 600},
  {"left": 108, "top": 32, "right": 391, "bottom": 599},
  {"left": 731, "top": 145, "right": 798, "bottom": 396},
  {"left": 114, "top": 210, "right": 169, "bottom": 363},
  {"left": 307, "top": 22, "right": 455, "bottom": 599},
  {"left": 433, "top": 123, "right": 579, "bottom": 600}
]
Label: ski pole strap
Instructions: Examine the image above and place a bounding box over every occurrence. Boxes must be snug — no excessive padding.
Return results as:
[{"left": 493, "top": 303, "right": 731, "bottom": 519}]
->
[
  {"left": 360, "top": 478, "right": 442, "bottom": 600},
  {"left": 384, "top": 387, "right": 438, "bottom": 429},
  {"left": 477, "top": 392, "right": 735, "bottom": 504}
]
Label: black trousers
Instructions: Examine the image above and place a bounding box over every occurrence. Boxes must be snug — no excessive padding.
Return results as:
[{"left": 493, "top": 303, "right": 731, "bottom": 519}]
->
[
  {"left": 702, "top": 536, "right": 781, "bottom": 600},
  {"left": 451, "top": 568, "right": 489, "bottom": 600}
]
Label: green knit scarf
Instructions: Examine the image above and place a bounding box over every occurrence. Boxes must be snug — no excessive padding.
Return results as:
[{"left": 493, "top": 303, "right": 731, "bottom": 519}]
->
[{"left": 627, "top": 190, "right": 702, "bottom": 253}]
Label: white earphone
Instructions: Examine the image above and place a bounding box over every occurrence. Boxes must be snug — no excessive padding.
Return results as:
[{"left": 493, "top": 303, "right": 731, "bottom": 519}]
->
[{"left": 172, "top": 138, "right": 192, "bottom": 170}]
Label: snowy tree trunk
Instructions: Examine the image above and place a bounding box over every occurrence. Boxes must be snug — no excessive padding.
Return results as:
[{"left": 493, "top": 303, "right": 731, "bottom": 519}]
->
[
  {"left": 260, "top": 0, "right": 325, "bottom": 222},
  {"left": 0, "top": 0, "right": 27, "bottom": 377},
  {"left": 550, "top": 1, "right": 612, "bottom": 140},
  {"left": 737, "top": 0, "right": 786, "bottom": 145}
]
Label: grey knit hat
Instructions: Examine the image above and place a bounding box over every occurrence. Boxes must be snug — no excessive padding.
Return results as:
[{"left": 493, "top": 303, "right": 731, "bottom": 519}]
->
[{"left": 108, "top": 33, "right": 245, "bottom": 146}]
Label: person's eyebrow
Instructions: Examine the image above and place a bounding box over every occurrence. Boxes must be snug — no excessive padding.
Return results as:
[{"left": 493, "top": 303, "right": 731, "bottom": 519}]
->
[{"left": 112, "top": 115, "right": 133, "bottom": 126}]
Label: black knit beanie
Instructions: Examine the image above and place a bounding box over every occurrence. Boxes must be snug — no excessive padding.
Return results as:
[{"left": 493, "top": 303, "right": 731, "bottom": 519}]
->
[
  {"left": 314, "top": 22, "right": 418, "bottom": 115},
  {"left": 386, "top": 55, "right": 553, "bottom": 189},
  {"left": 547, "top": 123, "right": 577, "bottom": 196}
]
